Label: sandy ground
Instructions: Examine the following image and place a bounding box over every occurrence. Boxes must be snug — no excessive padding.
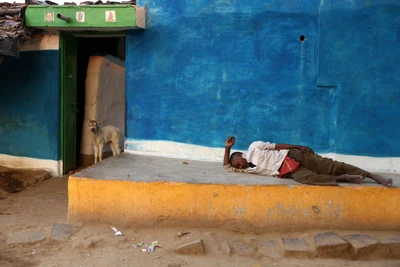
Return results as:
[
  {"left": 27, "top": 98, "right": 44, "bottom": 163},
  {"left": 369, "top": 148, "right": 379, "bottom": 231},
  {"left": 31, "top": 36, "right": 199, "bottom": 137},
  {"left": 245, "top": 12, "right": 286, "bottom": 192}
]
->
[{"left": 0, "top": 173, "right": 400, "bottom": 267}]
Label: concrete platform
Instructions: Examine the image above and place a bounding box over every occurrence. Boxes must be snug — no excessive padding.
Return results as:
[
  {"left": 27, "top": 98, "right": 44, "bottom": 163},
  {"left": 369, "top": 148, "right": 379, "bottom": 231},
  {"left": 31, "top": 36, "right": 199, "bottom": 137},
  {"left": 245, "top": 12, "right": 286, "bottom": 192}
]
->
[{"left": 68, "top": 153, "right": 400, "bottom": 231}]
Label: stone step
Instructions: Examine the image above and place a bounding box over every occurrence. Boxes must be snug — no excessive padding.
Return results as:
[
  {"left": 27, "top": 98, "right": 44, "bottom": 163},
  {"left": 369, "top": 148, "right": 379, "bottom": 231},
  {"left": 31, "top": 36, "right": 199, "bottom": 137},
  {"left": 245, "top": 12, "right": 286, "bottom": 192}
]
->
[
  {"left": 314, "top": 231, "right": 349, "bottom": 258},
  {"left": 68, "top": 153, "right": 400, "bottom": 231},
  {"left": 278, "top": 232, "right": 400, "bottom": 260},
  {"left": 6, "top": 226, "right": 400, "bottom": 260}
]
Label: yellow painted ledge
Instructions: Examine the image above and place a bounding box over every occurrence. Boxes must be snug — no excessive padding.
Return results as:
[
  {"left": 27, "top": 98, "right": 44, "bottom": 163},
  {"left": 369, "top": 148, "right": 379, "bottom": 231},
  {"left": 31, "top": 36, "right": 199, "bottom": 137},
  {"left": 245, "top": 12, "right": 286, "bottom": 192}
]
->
[{"left": 68, "top": 176, "right": 400, "bottom": 231}]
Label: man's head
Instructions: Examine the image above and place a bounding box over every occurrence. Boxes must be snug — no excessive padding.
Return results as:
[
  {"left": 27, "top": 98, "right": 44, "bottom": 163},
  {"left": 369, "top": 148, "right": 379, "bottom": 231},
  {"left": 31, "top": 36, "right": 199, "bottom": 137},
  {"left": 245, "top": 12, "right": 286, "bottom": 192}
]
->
[{"left": 230, "top": 152, "right": 249, "bottom": 169}]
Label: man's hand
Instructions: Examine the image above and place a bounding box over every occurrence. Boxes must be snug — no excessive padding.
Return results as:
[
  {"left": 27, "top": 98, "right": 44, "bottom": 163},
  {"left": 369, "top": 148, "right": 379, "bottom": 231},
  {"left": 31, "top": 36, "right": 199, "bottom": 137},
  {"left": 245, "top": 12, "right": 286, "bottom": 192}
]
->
[
  {"left": 225, "top": 136, "right": 235, "bottom": 148},
  {"left": 297, "top": 145, "right": 314, "bottom": 155},
  {"left": 223, "top": 136, "right": 235, "bottom": 166}
]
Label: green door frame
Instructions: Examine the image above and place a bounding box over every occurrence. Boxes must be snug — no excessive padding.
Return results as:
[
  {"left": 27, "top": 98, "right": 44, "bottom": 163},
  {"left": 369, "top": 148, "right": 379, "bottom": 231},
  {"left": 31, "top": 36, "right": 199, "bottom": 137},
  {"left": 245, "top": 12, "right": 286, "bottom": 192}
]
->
[{"left": 60, "top": 32, "right": 78, "bottom": 174}]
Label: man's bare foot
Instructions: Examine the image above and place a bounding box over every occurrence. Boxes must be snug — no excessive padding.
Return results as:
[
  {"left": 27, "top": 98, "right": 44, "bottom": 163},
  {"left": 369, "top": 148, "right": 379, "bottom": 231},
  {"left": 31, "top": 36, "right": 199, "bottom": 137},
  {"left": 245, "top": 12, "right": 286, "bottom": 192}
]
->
[
  {"left": 369, "top": 174, "right": 393, "bottom": 187},
  {"left": 336, "top": 174, "right": 364, "bottom": 184}
]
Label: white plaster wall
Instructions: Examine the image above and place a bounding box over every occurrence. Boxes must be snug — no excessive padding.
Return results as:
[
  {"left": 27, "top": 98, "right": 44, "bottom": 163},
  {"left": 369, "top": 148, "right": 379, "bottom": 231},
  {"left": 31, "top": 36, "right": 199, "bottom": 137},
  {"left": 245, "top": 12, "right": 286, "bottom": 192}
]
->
[
  {"left": 0, "top": 154, "right": 62, "bottom": 176},
  {"left": 20, "top": 34, "right": 59, "bottom": 51},
  {"left": 80, "top": 55, "right": 125, "bottom": 156},
  {"left": 125, "top": 140, "right": 400, "bottom": 174},
  {"left": 135, "top": 6, "right": 146, "bottom": 29}
]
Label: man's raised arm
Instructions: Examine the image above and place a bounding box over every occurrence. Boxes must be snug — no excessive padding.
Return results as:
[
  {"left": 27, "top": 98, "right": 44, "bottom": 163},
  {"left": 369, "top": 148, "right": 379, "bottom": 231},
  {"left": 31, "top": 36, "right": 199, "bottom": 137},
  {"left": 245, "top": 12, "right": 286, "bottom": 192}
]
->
[{"left": 223, "top": 136, "right": 235, "bottom": 166}]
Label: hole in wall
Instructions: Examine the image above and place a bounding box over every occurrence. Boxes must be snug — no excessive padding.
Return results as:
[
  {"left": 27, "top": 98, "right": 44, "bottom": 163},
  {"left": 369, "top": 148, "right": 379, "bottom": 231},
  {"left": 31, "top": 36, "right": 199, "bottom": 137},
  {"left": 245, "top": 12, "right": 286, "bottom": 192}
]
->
[{"left": 299, "top": 35, "right": 306, "bottom": 42}]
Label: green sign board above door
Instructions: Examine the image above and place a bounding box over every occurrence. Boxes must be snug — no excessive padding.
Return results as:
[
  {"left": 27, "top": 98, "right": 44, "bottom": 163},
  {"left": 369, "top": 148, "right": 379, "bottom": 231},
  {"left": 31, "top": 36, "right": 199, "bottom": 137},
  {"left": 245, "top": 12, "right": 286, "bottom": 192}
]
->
[{"left": 25, "top": 5, "right": 145, "bottom": 31}]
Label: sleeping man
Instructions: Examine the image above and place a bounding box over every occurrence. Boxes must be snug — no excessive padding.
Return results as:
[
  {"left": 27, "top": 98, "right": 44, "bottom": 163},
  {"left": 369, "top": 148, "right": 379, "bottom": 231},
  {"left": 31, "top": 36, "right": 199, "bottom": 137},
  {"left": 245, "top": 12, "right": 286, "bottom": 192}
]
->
[{"left": 223, "top": 136, "right": 393, "bottom": 186}]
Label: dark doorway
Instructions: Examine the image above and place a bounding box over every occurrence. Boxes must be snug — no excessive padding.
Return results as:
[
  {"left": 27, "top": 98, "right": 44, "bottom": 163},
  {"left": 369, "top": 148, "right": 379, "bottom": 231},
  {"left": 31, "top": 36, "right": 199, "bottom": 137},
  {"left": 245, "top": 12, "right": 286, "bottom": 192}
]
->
[{"left": 75, "top": 36, "right": 125, "bottom": 168}]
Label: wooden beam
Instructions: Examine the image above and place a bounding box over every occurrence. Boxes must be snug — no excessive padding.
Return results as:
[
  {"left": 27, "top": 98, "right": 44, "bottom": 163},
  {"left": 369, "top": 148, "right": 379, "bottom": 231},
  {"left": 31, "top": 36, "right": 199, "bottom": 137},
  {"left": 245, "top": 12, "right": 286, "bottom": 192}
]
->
[{"left": 0, "top": 9, "right": 21, "bottom": 16}]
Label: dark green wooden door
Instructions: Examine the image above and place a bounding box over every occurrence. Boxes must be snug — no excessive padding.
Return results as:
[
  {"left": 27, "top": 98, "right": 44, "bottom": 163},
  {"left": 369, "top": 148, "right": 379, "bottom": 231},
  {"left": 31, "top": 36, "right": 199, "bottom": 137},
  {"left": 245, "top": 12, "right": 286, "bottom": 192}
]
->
[{"left": 61, "top": 33, "right": 77, "bottom": 174}]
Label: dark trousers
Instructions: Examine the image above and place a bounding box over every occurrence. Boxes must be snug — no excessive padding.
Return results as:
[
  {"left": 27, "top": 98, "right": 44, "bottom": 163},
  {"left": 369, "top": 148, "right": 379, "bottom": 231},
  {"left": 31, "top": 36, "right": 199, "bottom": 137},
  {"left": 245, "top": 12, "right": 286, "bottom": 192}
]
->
[{"left": 284, "top": 149, "right": 371, "bottom": 186}]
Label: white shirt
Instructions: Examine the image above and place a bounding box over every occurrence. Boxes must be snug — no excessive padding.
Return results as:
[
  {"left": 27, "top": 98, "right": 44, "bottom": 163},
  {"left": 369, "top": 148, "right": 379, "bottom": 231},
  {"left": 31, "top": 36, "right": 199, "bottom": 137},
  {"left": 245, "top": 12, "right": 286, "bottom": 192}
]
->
[{"left": 223, "top": 141, "right": 289, "bottom": 176}]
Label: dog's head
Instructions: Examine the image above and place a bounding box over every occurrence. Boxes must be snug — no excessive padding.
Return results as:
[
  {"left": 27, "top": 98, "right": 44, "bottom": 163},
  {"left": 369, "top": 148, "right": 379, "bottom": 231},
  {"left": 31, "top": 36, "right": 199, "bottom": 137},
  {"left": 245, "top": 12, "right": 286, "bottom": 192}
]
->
[{"left": 88, "top": 120, "right": 99, "bottom": 133}]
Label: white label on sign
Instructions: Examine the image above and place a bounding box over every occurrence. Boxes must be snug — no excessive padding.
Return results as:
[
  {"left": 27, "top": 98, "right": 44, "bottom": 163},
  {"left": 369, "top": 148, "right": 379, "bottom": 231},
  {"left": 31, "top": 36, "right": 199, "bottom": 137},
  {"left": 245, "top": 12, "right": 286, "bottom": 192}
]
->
[
  {"left": 106, "top": 10, "right": 116, "bottom": 22},
  {"left": 45, "top": 12, "right": 54, "bottom": 22},
  {"left": 76, "top": 11, "right": 85, "bottom": 23}
]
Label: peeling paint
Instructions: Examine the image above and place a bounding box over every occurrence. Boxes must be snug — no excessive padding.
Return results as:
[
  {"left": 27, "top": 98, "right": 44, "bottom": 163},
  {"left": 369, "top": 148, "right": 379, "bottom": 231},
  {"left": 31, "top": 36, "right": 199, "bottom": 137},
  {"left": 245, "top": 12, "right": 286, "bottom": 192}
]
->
[{"left": 234, "top": 205, "right": 247, "bottom": 217}]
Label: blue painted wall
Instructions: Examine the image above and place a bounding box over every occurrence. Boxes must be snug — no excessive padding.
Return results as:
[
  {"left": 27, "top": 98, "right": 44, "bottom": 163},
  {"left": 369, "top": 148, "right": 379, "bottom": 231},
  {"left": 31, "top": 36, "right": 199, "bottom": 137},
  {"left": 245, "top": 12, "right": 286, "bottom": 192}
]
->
[
  {"left": 126, "top": 0, "right": 400, "bottom": 157},
  {"left": 0, "top": 50, "right": 60, "bottom": 160},
  {"left": 318, "top": 1, "right": 400, "bottom": 156}
]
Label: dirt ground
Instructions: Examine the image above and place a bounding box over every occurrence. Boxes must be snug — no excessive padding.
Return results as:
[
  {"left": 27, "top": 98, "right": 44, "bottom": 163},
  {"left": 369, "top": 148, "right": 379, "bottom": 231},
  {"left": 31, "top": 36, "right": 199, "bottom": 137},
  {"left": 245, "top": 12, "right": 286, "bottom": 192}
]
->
[
  {"left": 0, "top": 166, "right": 52, "bottom": 200},
  {"left": 0, "top": 170, "right": 400, "bottom": 267}
]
